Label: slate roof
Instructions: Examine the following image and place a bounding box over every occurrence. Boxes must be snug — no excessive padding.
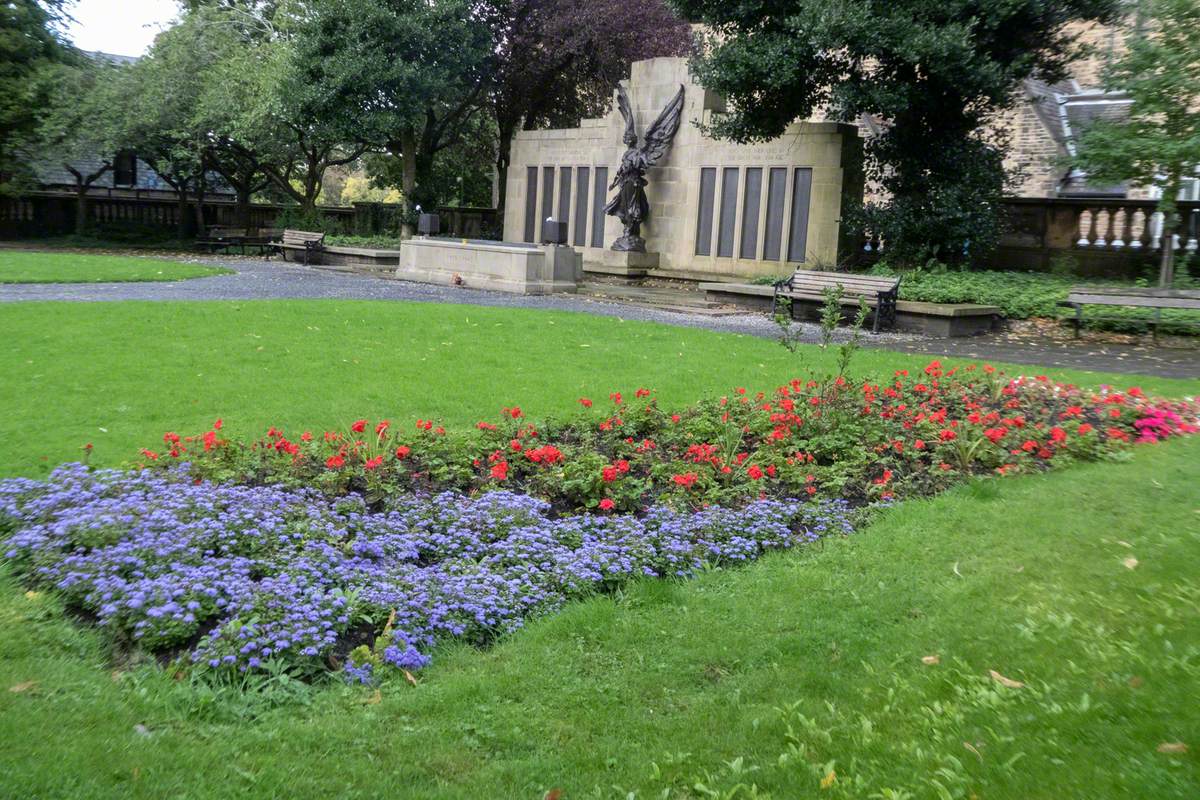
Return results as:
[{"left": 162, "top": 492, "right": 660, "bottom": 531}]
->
[{"left": 1022, "top": 78, "right": 1132, "bottom": 197}]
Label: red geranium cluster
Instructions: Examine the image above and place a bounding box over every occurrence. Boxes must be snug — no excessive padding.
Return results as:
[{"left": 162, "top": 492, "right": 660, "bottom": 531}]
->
[{"left": 139, "top": 364, "right": 1199, "bottom": 514}]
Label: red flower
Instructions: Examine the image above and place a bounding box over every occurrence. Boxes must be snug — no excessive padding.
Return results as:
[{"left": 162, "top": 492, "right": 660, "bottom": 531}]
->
[
  {"left": 351, "top": 420, "right": 367, "bottom": 433},
  {"left": 375, "top": 420, "right": 390, "bottom": 437},
  {"left": 325, "top": 454, "right": 345, "bottom": 469},
  {"left": 1078, "top": 423, "right": 1094, "bottom": 435},
  {"left": 490, "top": 460, "right": 509, "bottom": 480},
  {"left": 671, "top": 414, "right": 681, "bottom": 424},
  {"left": 510, "top": 439, "right": 523, "bottom": 452},
  {"left": 213, "top": 418, "right": 223, "bottom": 430},
  {"left": 394, "top": 445, "right": 411, "bottom": 459},
  {"left": 203, "top": 430, "right": 218, "bottom": 451},
  {"left": 939, "top": 429, "right": 957, "bottom": 442},
  {"left": 601, "top": 466, "right": 619, "bottom": 482},
  {"left": 1050, "top": 426, "right": 1067, "bottom": 443},
  {"left": 364, "top": 456, "right": 384, "bottom": 470},
  {"left": 598, "top": 498, "right": 615, "bottom": 511},
  {"left": 635, "top": 388, "right": 651, "bottom": 398},
  {"left": 140, "top": 449, "right": 159, "bottom": 461},
  {"left": 615, "top": 459, "right": 630, "bottom": 473},
  {"left": 579, "top": 397, "right": 593, "bottom": 408},
  {"left": 301, "top": 431, "right": 313, "bottom": 442},
  {"left": 746, "top": 464, "right": 764, "bottom": 480},
  {"left": 610, "top": 392, "right": 623, "bottom": 405},
  {"left": 913, "top": 439, "right": 926, "bottom": 450},
  {"left": 672, "top": 472, "right": 698, "bottom": 488}
]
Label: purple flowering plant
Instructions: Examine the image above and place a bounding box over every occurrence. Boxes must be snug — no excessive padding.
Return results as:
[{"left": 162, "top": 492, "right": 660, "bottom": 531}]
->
[{"left": 0, "top": 465, "right": 854, "bottom": 681}]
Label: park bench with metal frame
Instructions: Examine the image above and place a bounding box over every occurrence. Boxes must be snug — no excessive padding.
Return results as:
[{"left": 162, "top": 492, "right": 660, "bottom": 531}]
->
[
  {"left": 774, "top": 270, "right": 901, "bottom": 333},
  {"left": 1058, "top": 286, "right": 1200, "bottom": 341},
  {"left": 270, "top": 229, "right": 326, "bottom": 265}
]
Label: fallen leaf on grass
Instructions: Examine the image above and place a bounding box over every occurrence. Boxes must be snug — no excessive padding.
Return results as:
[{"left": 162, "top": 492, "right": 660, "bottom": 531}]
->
[
  {"left": 8, "top": 681, "right": 37, "bottom": 693},
  {"left": 364, "top": 690, "right": 382, "bottom": 706},
  {"left": 820, "top": 770, "right": 837, "bottom": 789},
  {"left": 922, "top": 655, "right": 941, "bottom": 665},
  {"left": 989, "top": 670, "right": 1025, "bottom": 689},
  {"left": 1157, "top": 742, "right": 1188, "bottom": 754},
  {"left": 544, "top": 790, "right": 563, "bottom": 800},
  {"left": 1123, "top": 557, "right": 1139, "bottom": 570},
  {"left": 403, "top": 670, "right": 419, "bottom": 687},
  {"left": 964, "top": 741, "right": 983, "bottom": 761},
  {"left": 23, "top": 590, "right": 40, "bottom": 600}
]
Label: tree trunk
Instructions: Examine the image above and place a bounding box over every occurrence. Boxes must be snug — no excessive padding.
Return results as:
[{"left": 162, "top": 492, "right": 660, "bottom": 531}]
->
[
  {"left": 495, "top": 118, "right": 516, "bottom": 223},
  {"left": 1158, "top": 173, "right": 1183, "bottom": 288},
  {"left": 399, "top": 128, "right": 418, "bottom": 238},
  {"left": 74, "top": 183, "right": 89, "bottom": 234},
  {"left": 235, "top": 187, "right": 251, "bottom": 228},
  {"left": 193, "top": 174, "right": 207, "bottom": 235},
  {"left": 176, "top": 186, "right": 190, "bottom": 239}
]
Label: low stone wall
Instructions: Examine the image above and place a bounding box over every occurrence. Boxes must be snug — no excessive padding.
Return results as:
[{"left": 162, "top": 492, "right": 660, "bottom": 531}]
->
[
  {"left": 397, "top": 238, "right": 580, "bottom": 295},
  {"left": 308, "top": 245, "right": 401, "bottom": 278},
  {"left": 699, "top": 282, "right": 1001, "bottom": 337}
]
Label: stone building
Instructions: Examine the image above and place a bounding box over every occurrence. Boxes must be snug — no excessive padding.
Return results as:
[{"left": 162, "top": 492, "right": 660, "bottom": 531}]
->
[{"left": 503, "top": 57, "right": 863, "bottom": 281}]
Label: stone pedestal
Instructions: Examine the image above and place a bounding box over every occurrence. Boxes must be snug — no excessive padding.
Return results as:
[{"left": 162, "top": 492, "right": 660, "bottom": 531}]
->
[
  {"left": 583, "top": 249, "right": 660, "bottom": 281},
  {"left": 396, "top": 238, "right": 579, "bottom": 295}
]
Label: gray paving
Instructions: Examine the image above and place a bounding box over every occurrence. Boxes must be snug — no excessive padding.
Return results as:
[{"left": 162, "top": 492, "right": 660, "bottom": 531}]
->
[{"left": 2, "top": 252, "right": 1197, "bottom": 380}]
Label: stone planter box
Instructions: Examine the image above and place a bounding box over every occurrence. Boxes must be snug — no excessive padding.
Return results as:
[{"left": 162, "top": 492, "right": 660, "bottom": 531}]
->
[
  {"left": 309, "top": 245, "right": 401, "bottom": 277},
  {"left": 699, "top": 282, "right": 1002, "bottom": 337},
  {"left": 397, "top": 238, "right": 580, "bottom": 295}
]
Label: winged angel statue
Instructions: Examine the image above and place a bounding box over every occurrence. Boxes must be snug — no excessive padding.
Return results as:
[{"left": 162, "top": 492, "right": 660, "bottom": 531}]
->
[{"left": 604, "top": 83, "right": 686, "bottom": 252}]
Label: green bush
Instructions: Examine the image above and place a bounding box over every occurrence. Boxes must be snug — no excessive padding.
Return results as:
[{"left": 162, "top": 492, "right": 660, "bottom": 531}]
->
[{"left": 869, "top": 264, "right": 1200, "bottom": 334}]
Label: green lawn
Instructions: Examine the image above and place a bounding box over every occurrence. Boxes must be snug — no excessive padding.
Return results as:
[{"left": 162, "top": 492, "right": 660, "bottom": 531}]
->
[
  {"left": 1, "top": 299, "right": 1198, "bottom": 798},
  {"left": 0, "top": 250, "right": 230, "bottom": 283},
  {"left": 2, "top": 432, "right": 1196, "bottom": 798},
  {"left": 1, "top": 300, "right": 1196, "bottom": 478}
]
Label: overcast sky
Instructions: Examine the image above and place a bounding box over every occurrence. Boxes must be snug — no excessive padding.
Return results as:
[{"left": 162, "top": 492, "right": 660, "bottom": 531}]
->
[{"left": 65, "top": 0, "right": 181, "bottom": 57}]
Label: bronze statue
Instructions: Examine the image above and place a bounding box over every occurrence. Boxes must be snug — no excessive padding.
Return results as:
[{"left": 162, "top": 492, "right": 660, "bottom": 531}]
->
[{"left": 604, "top": 83, "right": 685, "bottom": 252}]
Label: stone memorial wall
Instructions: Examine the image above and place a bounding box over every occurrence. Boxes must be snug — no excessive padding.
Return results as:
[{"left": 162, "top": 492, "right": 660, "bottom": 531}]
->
[{"left": 503, "top": 57, "right": 864, "bottom": 281}]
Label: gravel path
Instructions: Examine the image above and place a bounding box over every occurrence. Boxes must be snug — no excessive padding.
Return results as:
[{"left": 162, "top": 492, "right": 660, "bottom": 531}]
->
[{"left": 2, "top": 252, "right": 1197, "bottom": 380}]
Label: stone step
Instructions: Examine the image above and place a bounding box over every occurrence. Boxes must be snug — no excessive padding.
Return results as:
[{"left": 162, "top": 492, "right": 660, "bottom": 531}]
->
[{"left": 578, "top": 282, "right": 743, "bottom": 315}]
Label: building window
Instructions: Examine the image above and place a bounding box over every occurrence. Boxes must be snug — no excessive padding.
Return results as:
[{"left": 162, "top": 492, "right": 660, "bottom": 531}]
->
[
  {"left": 590, "top": 167, "right": 608, "bottom": 248},
  {"left": 573, "top": 166, "right": 590, "bottom": 247},
  {"left": 695, "top": 167, "right": 717, "bottom": 257},
  {"left": 113, "top": 150, "right": 137, "bottom": 187},
  {"left": 787, "top": 168, "right": 813, "bottom": 262},
  {"left": 523, "top": 166, "right": 538, "bottom": 243}
]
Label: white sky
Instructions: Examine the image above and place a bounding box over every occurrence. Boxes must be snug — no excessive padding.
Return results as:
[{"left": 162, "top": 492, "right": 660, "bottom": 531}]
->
[{"left": 64, "top": 0, "right": 181, "bottom": 58}]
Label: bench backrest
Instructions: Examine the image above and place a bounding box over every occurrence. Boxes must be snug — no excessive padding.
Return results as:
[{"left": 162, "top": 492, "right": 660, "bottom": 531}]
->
[
  {"left": 282, "top": 229, "right": 326, "bottom": 246},
  {"left": 1066, "top": 287, "right": 1200, "bottom": 310},
  {"left": 206, "top": 226, "right": 249, "bottom": 238},
  {"left": 787, "top": 270, "right": 900, "bottom": 298}
]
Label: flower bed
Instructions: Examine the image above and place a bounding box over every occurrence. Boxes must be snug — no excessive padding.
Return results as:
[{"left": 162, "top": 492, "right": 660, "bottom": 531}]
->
[
  {"left": 0, "top": 466, "right": 851, "bottom": 679},
  {"left": 2, "top": 361, "right": 1196, "bottom": 684},
  {"left": 142, "top": 363, "right": 1197, "bottom": 513}
]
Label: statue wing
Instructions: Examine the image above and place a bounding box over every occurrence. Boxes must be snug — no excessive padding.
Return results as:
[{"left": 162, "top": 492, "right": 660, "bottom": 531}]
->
[
  {"left": 616, "top": 84, "right": 636, "bottom": 144},
  {"left": 639, "top": 85, "right": 685, "bottom": 167}
]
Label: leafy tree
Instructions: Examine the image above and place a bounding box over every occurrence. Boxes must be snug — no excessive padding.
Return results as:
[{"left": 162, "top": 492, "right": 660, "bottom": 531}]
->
[
  {"left": 290, "top": 0, "right": 492, "bottom": 230},
  {"left": 1070, "top": 0, "right": 1200, "bottom": 286},
  {"left": 486, "top": 0, "right": 691, "bottom": 217},
  {"left": 0, "top": 0, "right": 73, "bottom": 189},
  {"left": 671, "top": 0, "right": 1119, "bottom": 265},
  {"left": 27, "top": 59, "right": 130, "bottom": 231}
]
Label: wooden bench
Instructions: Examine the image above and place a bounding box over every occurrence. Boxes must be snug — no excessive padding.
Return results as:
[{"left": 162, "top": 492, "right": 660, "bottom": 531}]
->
[
  {"left": 774, "top": 270, "right": 901, "bottom": 333},
  {"left": 196, "top": 226, "right": 251, "bottom": 254},
  {"left": 1058, "top": 287, "right": 1200, "bottom": 341},
  {"left": 270, "top": 229, "right": 326, "bottom": 265}
]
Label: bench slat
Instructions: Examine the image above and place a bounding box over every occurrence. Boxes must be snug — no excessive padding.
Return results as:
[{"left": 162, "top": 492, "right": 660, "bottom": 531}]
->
[{"left": 1066, "top": 293, "right": 1200, "bottom": 310}]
